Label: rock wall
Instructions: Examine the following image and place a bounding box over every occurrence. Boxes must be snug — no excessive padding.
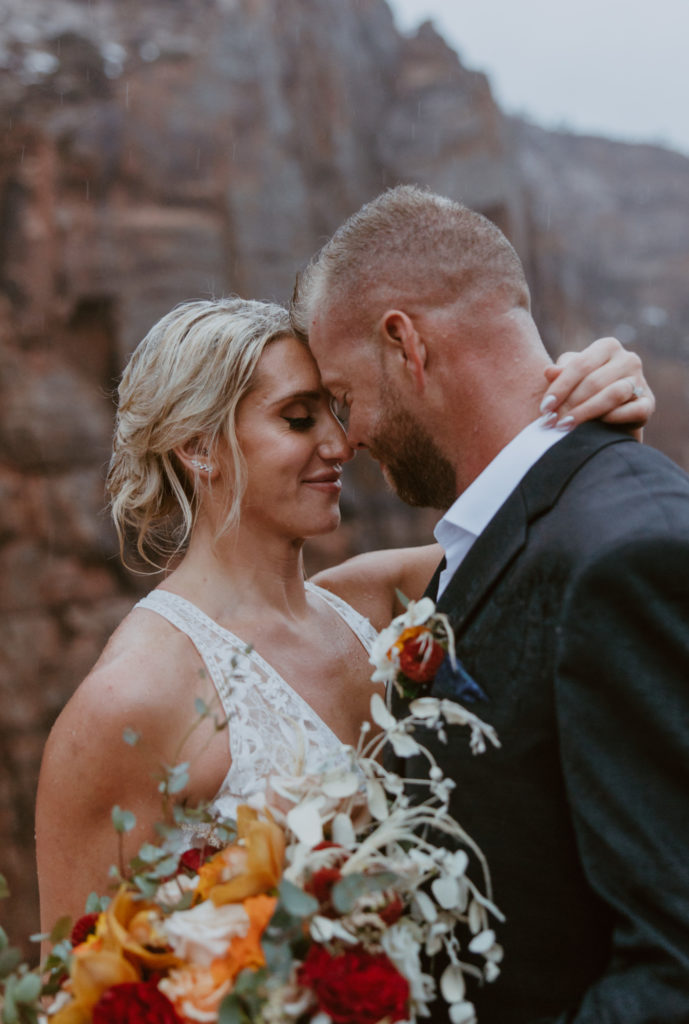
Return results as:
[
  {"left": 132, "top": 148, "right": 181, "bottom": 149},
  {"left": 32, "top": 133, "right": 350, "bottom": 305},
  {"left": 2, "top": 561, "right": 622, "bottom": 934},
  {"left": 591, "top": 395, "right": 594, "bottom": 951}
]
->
[
  {"left": 0, "top": 0, "right": 687, "bottom": 949},
  {"left": 515, "top": 120, "right": 689, "bottom": 466}
]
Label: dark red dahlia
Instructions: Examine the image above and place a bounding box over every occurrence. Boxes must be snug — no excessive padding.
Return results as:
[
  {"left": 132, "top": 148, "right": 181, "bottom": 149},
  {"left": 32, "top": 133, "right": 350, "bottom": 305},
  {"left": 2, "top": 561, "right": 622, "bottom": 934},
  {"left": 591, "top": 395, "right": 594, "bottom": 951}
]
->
[
  {"left": 70, "top": 912, "right": 100, "bottom": 947},
  {"left": 92, "top": 982, "right": 183, "bottom": 1024},
  {"left": 297, "top": 944, "right": 409, "bottom": 1024}
]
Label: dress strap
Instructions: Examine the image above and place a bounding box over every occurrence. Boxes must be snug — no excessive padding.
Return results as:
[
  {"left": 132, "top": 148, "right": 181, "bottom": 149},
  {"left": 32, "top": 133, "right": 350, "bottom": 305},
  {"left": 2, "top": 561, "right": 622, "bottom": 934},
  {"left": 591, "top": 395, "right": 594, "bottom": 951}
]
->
[
  {"left": 135, "top": 589, "right": 251, "bottom": 716},
  {"left": 305, "top": 581, "right": 378, "bottom": 654}
]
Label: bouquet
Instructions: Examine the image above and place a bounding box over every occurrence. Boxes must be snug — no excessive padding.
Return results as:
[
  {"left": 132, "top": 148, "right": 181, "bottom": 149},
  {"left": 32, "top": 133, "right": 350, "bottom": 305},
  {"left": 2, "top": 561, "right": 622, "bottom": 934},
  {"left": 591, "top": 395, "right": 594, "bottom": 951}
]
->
[{"left": 1, "top": 600, "right": 501, "bottom": 1024}]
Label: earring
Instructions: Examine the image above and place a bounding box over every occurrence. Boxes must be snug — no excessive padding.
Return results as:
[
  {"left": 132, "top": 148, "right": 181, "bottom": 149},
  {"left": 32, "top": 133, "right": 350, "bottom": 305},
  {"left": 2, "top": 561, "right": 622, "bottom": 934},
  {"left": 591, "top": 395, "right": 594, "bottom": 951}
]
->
[{"left": 191, "top": 458, "right": 214, "bottom": 473}]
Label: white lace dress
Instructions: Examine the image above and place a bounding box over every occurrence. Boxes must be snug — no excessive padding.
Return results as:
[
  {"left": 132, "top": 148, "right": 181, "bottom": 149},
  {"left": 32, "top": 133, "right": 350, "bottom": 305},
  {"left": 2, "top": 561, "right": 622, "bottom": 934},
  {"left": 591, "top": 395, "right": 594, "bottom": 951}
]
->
[{"left": 135, "top": 583, "right": 378, "bottom": 823}]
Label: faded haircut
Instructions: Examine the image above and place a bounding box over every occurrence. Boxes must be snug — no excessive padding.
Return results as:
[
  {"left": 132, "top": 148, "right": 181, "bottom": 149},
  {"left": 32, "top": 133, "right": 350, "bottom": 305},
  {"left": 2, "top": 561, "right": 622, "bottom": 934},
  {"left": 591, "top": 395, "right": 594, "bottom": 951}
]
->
[{"left": 291, "top": 184, "right": 530, "bottom": 341}]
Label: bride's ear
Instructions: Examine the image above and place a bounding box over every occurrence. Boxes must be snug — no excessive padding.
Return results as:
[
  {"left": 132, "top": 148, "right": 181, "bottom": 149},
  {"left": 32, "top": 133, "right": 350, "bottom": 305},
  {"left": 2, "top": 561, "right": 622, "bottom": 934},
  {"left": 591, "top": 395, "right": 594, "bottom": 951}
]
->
[{"left": 174, "top": 438, "right": 218, "bottom": 481}]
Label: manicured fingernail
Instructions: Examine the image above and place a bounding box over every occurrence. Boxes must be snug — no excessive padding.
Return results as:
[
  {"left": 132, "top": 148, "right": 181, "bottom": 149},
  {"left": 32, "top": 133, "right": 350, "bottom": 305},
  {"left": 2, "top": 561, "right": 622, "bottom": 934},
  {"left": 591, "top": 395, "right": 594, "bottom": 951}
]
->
[
  {"left": 541, "top": 411, "right": 558, "bottom": 428},
  {"left": 540, "top": 394, "right": 557, "bottom": 413},
  {"left": 556, "top": 415, "right": 575, "bottom": 430}
]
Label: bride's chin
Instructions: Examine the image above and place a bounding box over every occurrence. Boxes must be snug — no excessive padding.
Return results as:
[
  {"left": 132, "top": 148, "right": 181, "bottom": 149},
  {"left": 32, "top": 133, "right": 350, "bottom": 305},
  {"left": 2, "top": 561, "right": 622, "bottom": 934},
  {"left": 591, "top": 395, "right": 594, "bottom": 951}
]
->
[{"left": 302, "top": 510, "right": 342, "bottom": 538}]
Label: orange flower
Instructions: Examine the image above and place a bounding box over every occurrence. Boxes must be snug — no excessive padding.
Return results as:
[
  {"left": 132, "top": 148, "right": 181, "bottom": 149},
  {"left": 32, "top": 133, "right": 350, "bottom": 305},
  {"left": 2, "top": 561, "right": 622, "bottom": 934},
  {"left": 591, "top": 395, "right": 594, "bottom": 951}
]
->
[
  {"left": 198, "top": 806, "right": 285, "bottom": 907},
  {"left": 158, "top": 894, "right": 277, "bottom": 1022},
  {"left": 159, "top": 962, "right": 233, "bottom": 1022},
  {"left": 101, "top": 887, "right": 181, "bottom": 971},
  {"left": 392, "top": 625, "right": 427, "bottom": 655},
  {"left": 50, "top": 947, "right": 139, "bottom": 1023},
  {"left": 221, "top": 893, "right": 277, "bottom": 978}
]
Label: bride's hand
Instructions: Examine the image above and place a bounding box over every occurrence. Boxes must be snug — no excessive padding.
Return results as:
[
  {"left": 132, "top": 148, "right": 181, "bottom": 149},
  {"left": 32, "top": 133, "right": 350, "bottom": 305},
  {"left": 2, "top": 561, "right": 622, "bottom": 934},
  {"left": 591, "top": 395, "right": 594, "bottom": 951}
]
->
[{"left": 540, "top": 337, "right": 654, "bottom": 439}]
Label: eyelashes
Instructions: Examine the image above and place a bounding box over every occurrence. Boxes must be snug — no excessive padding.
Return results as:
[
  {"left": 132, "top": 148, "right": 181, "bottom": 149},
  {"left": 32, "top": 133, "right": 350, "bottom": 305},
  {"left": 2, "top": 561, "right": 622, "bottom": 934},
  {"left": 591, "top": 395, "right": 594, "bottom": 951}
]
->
[{"left": 285, "top": 416, "right": 316, "bottom": 431}]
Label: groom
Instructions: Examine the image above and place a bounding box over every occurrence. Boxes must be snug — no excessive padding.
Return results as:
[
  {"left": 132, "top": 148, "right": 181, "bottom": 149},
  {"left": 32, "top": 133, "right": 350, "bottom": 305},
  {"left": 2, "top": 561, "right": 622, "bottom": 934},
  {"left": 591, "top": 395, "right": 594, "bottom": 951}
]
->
[{"left": 291, "top": 186, "right": 689, "bottom": 1023}]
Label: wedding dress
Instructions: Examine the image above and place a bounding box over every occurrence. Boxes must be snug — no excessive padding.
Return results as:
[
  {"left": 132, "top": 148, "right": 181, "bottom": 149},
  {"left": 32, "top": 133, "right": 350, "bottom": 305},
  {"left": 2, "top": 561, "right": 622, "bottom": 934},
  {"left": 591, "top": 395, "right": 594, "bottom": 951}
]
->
[{"left": 135, "top": 584, "right": 378, "bottom": 824}]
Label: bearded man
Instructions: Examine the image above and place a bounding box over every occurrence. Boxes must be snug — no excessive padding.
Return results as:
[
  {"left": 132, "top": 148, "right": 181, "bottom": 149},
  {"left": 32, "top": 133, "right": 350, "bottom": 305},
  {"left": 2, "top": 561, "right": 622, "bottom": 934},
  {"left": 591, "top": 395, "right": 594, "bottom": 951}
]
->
[{"left": 291, "top": 185, "right": 689, "bottom": 1023}]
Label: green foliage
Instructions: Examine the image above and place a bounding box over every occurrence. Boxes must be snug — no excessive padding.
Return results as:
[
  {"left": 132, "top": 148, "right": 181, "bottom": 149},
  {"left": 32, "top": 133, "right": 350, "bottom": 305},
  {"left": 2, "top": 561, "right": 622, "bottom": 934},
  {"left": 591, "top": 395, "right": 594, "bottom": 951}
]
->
[
  {"left": 278, "top": 878, "right": 319, "bottom": 918},
  {"left": 49, "top": 917, "right": 72, "bottom": 946},
  {"left": 122, "top": 727, "right": 140, "bottom": 746},
  {"left": 0, "top": 948, "right": 22, "bottom": 981},
  {"left": 331, "top": 870, "right": 400, "bottom": 914},
  {"left": 160, "top": 762, "right": 189, "bottom": 796},
  {"left": 85, "top": 892, "right": 109, "bottom": 914},
  {"left": 0, "top": 876, "right": 8, "bottom": 901},
  {"left": 218, "top": 967, "right": 270, "bottom": 1024},
  {"left": 111, "top": 805, "right": 136, "bottom": 834}
]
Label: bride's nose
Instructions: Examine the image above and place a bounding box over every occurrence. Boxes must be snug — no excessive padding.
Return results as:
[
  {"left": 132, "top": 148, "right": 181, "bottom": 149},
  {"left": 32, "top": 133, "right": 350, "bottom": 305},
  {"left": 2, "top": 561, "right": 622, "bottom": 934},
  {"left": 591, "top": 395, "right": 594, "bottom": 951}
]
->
[{"left": 320, "top": 414, "right": 355, "bottom": 463}]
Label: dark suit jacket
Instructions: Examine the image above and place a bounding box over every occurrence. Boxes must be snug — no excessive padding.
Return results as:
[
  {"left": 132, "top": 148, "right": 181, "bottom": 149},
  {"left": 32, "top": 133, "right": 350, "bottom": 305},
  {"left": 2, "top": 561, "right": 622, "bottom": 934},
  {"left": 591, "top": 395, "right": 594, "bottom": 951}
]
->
[{"left": 398, "top": 422, "right": 689, "bottom": 1023}]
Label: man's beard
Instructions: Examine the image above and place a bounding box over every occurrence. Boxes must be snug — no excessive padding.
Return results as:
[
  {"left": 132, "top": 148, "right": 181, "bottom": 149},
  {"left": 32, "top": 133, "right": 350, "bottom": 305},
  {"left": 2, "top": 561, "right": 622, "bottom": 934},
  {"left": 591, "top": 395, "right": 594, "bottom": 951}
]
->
[{"left": 368, "top": 400, "right": 457, "bottom": 510}]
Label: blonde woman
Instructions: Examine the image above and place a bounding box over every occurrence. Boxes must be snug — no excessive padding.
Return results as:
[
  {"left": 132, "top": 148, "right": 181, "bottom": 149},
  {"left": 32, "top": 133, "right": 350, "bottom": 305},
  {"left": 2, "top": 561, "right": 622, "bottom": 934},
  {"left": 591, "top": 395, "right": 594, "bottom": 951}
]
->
[{"left": 35, "top": 297, "right": 650, "bottom": 927}]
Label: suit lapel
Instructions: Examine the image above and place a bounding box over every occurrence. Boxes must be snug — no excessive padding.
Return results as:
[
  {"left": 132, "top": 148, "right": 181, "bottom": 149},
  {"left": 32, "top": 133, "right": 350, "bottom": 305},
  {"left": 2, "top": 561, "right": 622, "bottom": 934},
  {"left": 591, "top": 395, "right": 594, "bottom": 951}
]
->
[{"left": 435, "top": 422, "right": 635, "bottom": 635}]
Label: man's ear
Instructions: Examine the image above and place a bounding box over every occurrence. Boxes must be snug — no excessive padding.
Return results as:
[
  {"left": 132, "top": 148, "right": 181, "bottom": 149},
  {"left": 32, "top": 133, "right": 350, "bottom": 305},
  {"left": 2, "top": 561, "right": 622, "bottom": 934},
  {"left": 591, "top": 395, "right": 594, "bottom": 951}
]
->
[{"left": 379, "top": 310, "right": 427, "bottom": 392}]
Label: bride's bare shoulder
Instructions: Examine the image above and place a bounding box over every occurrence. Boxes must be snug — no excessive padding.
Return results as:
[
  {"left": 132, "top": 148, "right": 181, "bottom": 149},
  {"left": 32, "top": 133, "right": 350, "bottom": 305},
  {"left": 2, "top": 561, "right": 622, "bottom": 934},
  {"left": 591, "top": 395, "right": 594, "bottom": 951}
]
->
[
  {"left": 311, "top": 544, "right": 444, "bottom": 631},
  {"left": 45, "top": 602, "right": 201, "bottom": 760}
]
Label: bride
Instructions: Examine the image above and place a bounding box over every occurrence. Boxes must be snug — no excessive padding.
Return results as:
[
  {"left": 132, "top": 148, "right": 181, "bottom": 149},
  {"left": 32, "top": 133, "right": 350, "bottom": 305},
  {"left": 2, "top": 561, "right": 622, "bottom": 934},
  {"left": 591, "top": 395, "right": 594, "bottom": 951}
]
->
[{"left": 35, "top": 297, "right": 650, "bottom": 927}]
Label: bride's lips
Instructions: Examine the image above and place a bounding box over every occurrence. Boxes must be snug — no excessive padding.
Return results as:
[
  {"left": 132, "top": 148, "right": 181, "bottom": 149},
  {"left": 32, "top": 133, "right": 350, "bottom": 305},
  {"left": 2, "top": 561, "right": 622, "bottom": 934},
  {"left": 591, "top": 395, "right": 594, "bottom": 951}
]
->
[{"left": 302, "top": 471, "right": 342, "bottom": 493}]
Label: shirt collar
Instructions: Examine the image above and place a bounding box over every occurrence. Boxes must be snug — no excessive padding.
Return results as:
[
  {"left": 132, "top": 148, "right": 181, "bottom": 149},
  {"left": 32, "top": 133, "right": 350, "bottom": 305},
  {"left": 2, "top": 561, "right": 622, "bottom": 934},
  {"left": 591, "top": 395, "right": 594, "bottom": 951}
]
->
[{"left": 435, "top": 417, "right": 568, "bottom": 547}]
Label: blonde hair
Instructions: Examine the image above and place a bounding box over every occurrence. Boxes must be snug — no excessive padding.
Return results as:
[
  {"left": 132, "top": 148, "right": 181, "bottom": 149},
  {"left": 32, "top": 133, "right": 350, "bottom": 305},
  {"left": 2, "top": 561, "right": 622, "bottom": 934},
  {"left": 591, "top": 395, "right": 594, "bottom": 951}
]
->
[
  {"left": 107, "top": 297, "right": 292, "bottom": 568},
  {"left": 291, "top": 184, "right": 529, "bottom": 339}
]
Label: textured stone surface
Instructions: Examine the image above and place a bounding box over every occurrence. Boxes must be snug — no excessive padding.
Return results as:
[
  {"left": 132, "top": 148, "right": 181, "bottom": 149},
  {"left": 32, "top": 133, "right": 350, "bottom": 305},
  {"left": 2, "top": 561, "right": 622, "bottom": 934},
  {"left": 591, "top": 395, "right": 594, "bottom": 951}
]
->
[{"left": 0, "top": 0, "right": 687, "bottom": 951}]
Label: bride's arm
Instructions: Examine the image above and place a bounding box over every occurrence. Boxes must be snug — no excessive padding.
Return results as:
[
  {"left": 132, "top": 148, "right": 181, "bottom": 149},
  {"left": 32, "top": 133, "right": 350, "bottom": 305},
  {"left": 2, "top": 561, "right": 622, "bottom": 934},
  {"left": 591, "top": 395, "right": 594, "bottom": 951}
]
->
[
  {"left": 35, "top": 660, "right": 171, "bottom": 930},
  {"left": 35, "top": 627, "right": 225, "bottom": 931},
  {"left": 312, "top": 544, "right": 443, "bottom": 630}
]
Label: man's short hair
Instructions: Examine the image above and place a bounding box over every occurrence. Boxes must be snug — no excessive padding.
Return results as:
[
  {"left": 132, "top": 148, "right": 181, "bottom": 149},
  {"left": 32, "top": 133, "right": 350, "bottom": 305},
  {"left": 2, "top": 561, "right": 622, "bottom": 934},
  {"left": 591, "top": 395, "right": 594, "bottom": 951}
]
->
[{"left": 291, "top": 185, "right": 530, "bottom": 341}]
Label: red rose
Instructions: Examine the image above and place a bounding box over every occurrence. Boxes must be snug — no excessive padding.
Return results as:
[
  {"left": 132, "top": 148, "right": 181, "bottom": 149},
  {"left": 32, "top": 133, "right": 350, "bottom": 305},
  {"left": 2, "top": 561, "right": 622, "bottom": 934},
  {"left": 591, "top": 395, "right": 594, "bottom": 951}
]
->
[
  {"left": 92, "top": 982, "right": 183, "bottom": 1024},
  {"left": 378, "top": 892, "right": 404, "bottom": 926},
  {"left": 304, "top": 865, "right": 343, "bottom": 912},
  {"left": 398, "top": 632, "right": 445, "bottom": 684},
  {"left": 178, "top": 844, "right": 216, "bottom": 874},
  {"left": 298, "top": 944, "right": 409, "bottom": 1024}
]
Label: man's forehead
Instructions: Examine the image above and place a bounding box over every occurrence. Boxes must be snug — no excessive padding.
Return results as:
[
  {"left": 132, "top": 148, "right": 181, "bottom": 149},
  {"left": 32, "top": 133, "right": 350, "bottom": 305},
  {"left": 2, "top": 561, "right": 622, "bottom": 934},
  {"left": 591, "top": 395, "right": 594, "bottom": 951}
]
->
[{"left": 307, "top": 310, "right": 348, "bottom": 386}]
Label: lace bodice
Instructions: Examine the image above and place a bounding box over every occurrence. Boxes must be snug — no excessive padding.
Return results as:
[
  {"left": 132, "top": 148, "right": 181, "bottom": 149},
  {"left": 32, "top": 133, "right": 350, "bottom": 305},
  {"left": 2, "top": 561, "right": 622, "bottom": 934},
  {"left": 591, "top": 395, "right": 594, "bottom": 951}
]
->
[{"left": 135, "top": 583, "right": 378, "bottom": 824}]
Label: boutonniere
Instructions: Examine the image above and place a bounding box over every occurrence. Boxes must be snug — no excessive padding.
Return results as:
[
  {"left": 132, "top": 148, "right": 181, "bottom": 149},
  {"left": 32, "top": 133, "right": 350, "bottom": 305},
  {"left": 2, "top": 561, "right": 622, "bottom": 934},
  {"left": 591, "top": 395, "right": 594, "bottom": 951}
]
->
[{"left": 370, "top": 594, "right": 486, "bottom": 704}]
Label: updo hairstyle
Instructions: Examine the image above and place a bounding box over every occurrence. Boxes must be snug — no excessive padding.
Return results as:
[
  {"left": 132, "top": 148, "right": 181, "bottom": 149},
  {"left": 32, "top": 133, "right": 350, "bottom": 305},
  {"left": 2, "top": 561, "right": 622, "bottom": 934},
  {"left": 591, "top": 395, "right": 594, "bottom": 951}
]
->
[{"left": 106, "top": 297, "right": 292, "bottom": 567}]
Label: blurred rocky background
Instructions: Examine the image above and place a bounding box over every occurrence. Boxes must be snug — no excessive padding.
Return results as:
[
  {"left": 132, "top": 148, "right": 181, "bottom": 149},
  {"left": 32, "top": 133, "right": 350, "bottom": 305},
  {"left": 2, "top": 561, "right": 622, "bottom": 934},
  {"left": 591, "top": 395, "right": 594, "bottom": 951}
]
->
[{"left": 1, "top": 0, "right": 687, "bottom": 950}]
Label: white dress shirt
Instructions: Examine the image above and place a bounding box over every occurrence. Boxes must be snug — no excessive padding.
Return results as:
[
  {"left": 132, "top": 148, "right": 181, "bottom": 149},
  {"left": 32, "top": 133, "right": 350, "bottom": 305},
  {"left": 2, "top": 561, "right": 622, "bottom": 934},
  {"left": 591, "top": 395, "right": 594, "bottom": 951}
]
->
[{"left": 434, "top": 418, "right": 568, "bottom": 597}]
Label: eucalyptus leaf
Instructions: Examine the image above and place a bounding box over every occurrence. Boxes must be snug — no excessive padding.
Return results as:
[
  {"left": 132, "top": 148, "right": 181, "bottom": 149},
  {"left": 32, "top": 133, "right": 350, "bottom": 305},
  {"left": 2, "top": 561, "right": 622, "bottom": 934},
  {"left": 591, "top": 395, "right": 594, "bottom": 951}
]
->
[
  {"left": 111, "top": 806, "right": 136, "bottom": 834},
  {"left": 85, "top": 892, "right": 108, "bottom": 914},
  {"left": 278, "top": 878, "right": 318, "bottom": 918},
  {"left": 166, "top": 763, "right": 190, "bottom": 794},
  {"left": 331, "top": 871, "right": 399, "bottom": 914},
  {"left": 232, "top": 966, "right": 269, "bottom": 1014},
  {"left": 13, "top": 972, "right": 42, "bottom": 1004},
  {"left": 49, "top": 917, "right": 72, "bottom": 945},
  {"left": 149, "top": 854, "right": 179, "bottom": 878},
  {"left": 136, "top": 843, "right": 165, "bottom": 864},
  {"left": 194, "top": 697, "right": 210, "bottom": 717},
  {"left": 0, "top": 874, "right": 9, "bottom": 900},
  {"left": 262, "top": 938, "right": 293, "bottom": 980},
  {"left": 0, "top": 925, "right": 7, "bottom": 951},
  {"left": 0, "top": 947, "right": 22, "bottom": 979},
  {"left": 1, "top": 978, "right": 17, "bottom": 1023},
  {"left": 395, "top": 588, "right": 411, "bottom": 608},
  {"left": 132, "top": 875, "right": 159, "bottom": 899},
  {"left": 218, "top": 994, "right": 246, "bottom": 1024}
]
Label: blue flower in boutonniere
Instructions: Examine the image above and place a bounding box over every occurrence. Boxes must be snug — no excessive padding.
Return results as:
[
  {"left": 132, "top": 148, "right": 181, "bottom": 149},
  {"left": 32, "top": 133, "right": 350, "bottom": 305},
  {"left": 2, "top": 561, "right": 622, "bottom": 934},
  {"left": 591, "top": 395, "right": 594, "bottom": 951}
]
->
[{"left": 370, "top": 595, "right": 486, "bottom": 703}]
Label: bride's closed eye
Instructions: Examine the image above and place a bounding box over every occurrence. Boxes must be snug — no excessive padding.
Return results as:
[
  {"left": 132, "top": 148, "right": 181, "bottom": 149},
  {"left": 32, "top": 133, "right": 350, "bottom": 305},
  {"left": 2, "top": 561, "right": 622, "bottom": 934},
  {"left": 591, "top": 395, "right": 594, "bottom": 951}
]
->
[{"left": 284, "top": 415, "right": 316, "bottom": 431}]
